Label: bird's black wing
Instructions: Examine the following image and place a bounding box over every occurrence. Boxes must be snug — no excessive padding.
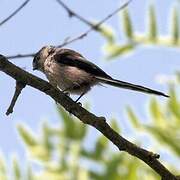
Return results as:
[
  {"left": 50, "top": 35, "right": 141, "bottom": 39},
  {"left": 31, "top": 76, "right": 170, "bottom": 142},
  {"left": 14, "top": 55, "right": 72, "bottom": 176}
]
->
[
  {"left": 54, "top": 49, "right": 112, "bottom": 79},
  {"left": 53, "top": 49, "right": 169, "bottom": 98}
]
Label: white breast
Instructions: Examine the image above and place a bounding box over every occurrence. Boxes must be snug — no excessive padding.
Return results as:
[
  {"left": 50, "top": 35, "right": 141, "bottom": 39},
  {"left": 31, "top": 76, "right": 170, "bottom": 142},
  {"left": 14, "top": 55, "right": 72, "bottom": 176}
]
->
[{"left": 43, "top": 57, "right": 96, "bottom": 94}]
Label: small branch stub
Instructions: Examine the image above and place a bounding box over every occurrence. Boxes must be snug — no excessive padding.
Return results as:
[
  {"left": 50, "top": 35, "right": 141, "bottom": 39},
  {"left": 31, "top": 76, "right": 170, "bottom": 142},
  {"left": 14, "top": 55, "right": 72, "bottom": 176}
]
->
[{"left": 6, "top": 81, "right": 26, "bottom": 116}]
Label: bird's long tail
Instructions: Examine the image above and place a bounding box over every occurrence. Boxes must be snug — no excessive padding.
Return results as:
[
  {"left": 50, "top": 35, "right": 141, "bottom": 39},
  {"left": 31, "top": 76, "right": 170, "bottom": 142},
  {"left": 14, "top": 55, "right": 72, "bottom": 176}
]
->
[{"left": 96, "top": 76, "right": 169, "bottom": 97}]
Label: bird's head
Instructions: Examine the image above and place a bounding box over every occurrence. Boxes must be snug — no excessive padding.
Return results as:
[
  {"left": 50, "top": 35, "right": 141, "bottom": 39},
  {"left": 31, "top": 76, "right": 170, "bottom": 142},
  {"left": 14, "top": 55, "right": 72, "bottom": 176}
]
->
[{"left": 33, "top": 46, "right": 55, "bottom": 71}]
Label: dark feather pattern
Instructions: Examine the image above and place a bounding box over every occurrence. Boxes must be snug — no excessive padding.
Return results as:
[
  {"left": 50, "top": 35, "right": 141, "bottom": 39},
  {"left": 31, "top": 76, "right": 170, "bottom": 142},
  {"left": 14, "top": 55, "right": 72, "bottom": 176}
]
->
[
  {"left": 51, "top": 48, "right": 169, "bottom": 98},
  {"left": 54, "top": 49, "right": 112, "bottom": 79},
  {"left": 96, "top": 76, "right": 169, "bottom": 97}
]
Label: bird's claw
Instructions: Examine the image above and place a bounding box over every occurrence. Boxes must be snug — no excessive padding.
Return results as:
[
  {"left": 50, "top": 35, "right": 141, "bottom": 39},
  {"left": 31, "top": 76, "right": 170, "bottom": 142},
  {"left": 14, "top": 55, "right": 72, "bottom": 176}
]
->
[
  {"left": 64, "top": 92, "right": 70, "bottom": 96},
  {"left": 77, "top": 102, "right": 82, "bottom": 106}
]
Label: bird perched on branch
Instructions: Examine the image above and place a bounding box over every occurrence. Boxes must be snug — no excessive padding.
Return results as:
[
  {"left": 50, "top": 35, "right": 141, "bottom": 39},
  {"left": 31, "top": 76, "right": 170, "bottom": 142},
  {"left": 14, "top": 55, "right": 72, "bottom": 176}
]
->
[{"left": 33, "top": 46, "right": 168, "bottom": 102}]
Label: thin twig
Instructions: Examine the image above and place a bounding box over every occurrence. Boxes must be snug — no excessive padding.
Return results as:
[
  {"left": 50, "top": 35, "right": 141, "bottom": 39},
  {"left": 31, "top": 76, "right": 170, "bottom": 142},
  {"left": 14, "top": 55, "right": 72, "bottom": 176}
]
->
[
  {"left": 0, "top": 55, "right": 178, "bottom": 180},
  {"left": 58, "top": 0, "right": 132, "bottom": 48},
  {"left": 6, "top": 53, "right": 35, "bottom": 60},
  {"left": 6, "top": 81, "right": 26, "bottom": 115},
  {"left": 0, "top": 0, "right": 30, "bottom": 27},
  {"left": 7, "top": 0, "right": 132, "bottom": 59},
  {"left": 55, "top": 0, "right": 94, "bottom": 27}
]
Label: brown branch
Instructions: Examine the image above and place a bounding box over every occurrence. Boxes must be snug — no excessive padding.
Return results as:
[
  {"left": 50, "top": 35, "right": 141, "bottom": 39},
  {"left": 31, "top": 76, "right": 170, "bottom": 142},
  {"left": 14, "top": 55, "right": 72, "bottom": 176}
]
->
[
  {"left": 7, "top": 0, "right": 132, "bottom": 59},
  {"left": 55, "top": 0, "right": 94, "bottom": 27},
  {"left": 6, "top": 81, "right": 26, "bottom": 115},
  {"left": 0, "top": 0, "right": 30, "bottom": 27},
  {"left": 0, "top": 55, "right": 178, "bottom": 180}
]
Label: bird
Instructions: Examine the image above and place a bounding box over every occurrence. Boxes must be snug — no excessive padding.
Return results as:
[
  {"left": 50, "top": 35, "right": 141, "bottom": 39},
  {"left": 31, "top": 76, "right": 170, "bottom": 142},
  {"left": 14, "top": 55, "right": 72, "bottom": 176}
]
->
[{"left": 32, "top": 46, "right": 169, "bottom": 102}]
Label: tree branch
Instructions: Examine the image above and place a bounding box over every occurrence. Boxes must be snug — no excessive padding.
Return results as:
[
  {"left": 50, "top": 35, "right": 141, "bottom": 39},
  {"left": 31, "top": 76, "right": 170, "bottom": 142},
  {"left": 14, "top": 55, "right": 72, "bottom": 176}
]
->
[
  {"left": 6, "top": 52, "right": 35, "bottom": 60},
  {"left": 6, "top": 0, "right": 132, "bottom": 59},
  {"left": 0, "top": 55, "right": 178, "bottom": 180},
  {"left": 6, "top": 81, "right": 26, "bottom": 115},
  {"left": 55, "top": 0, "right": 94, "bottom": 27},
  {"left": 0, "top": 0, "right": 30, "bottom": 27},
  {"left": 57, "top": 0, "right": 132, "bottom": 48}
]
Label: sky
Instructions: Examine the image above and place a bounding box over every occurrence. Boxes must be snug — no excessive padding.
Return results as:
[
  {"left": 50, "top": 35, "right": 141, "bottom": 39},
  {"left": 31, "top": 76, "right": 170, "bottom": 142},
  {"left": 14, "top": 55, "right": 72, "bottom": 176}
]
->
[{"left": 0, "top": 0, "right": 179, "bottom": 168}]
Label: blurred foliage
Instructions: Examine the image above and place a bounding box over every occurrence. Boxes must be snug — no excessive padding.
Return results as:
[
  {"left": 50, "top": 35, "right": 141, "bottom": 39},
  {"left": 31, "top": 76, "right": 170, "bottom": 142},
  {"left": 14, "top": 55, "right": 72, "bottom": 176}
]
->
[
  {"left": 127, "top": 83, "right": 180, "bottom": 157},
  {"left": 0, "top": 2, "right": 180, "bottom": 180},
  {"left": 0, "top": 78, "right": 179, "bottom": 179},
  {"left": 99, "top": 3, "right": 180, "bottom": 59},
  {"left": 0, "top": 106, "right": 161, "bottom": 180}
]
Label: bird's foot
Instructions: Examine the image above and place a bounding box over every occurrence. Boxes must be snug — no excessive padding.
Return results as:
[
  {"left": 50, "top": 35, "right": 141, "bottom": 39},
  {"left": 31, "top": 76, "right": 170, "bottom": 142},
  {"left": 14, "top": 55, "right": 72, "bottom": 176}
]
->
[
  {"left": 76, "top": 102, "right": 82, "bottom": 106},
  {"left": 64, "top": 92, "right": 70, "bottom": 96}
]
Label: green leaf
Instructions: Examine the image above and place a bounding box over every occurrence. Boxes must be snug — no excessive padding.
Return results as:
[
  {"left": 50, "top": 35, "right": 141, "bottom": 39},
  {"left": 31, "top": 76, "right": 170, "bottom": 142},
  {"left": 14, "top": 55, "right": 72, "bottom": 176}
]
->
[
  {"left": 145, "top": 126, "right": 180, "bottom": 156},
  {"left": 88, "top": 170, "right": 103, "bottom": 179},
  {"left": 77, "top": 167, "right": 89, "bottom": 180},
  {"left": 170, "top": 6, "right": 179, "bottom": 44},
  {"left": 94, "top": 135, "right": 108, "bottom": 160},
  {"left": 122, "top": 9, "right": 133, "bottom": 39},
  {"left": 12, "top": 157, "right": 21, "bottom": 180},
  {"left": 126, "top": 106, "right": 141, "bottom": 128},
  {"left": 30, "top": 145, "right": 52, "bottom": 161},
  {"left": 81, "top": 135, "right": 108, "bottom": 161},
  {"left": 176, "top": 71, "right": 180, "bottom": 83},
  {"left": 110, "top": 118, "right": 121, "bottom": 133},
  {"left": 0, "top": 155, "right": 7, "bottom": 180},
  {"left": 149, "top": 98, "right": 166, "bottom": 126},
  {"left": 104, "top": 155, "right": 122, "bottom": 179},
  {"left": 125, "top": 158, "right": 139, "bottom": 180},
  {"left": 168, "top": 87, "right": 180, "bottom": 119},
  {"left": 36, "top": 170, "right": 67, "bottom": 180},
  {"left": 17, "top": 124, "right": 50, "bottom": 161},
  {"left": 57, "top": 105, "right": 76, "bottom": 139},
  {"left": 74, "top": 122, "right": 87, "bottom": 140},
  {"left": 57, "top": 105, "right": 87, "bottom": 140},
  {"left": 147, "top": 4, "right": 158, "bottom": 41},
  {"left": 104, "top": 43, "right": 134, "bottom": 59},
  {"left": 26, "top": 165, "right": 34, "bottom": 180},
  {"left": 98, "top": 24, "right": 115, "bottom": 43},
  {"left": 42, "top": 121, "right": 52, "bottom": 151},
  {"left": 149, "top": 98, "right": 161, "bottom": 119},
  {"left": 17, "top": 124, "right": 37, "bottom": 146}
]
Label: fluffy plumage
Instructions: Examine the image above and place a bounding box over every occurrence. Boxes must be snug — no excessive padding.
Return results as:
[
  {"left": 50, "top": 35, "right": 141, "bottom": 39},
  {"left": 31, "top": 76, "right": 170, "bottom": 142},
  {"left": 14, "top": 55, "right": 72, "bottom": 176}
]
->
[{"left": 33, "top": 46, "right": 169, "bottom": 102}]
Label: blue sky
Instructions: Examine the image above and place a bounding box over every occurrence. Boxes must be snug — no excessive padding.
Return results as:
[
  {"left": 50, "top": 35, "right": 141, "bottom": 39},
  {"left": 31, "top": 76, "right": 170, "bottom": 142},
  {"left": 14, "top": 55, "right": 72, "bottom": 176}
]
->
[{"left": 0, "top": 0, "right": 179, "bottom": 167}]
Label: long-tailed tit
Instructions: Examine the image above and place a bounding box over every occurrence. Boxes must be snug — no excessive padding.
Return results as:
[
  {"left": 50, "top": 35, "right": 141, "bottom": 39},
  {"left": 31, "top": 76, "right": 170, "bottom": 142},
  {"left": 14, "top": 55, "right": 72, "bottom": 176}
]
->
[{"left": 33, "top": 46, "right": 168, "bottom": 102}]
